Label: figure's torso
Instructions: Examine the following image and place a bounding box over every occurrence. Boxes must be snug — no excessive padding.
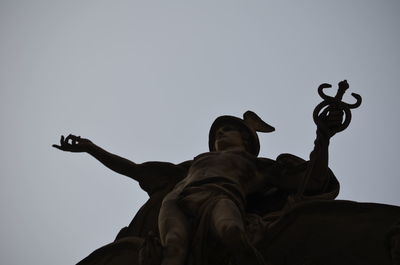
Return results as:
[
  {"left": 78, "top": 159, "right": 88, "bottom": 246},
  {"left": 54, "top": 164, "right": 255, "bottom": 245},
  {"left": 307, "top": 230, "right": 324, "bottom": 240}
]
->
[{"left": 174, "top": 150, "right": 272, "bottom": 195}]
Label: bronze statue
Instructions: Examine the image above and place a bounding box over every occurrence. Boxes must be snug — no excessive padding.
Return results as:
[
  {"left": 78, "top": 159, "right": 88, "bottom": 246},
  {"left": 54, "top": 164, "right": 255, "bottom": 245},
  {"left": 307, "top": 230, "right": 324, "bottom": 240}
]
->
[{"left": 53, "top": 81, "right": 400, "bottom": 265}]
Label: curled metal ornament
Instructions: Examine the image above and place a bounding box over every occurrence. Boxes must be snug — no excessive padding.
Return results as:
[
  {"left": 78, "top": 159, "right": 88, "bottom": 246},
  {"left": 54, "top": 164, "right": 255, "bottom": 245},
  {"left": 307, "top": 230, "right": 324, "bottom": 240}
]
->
[
  {"left": 313, "top": 82, "right": 362, "bottom": 133},
  {"left": 317, "top": 83, "right": 362, "bottom": 108}
]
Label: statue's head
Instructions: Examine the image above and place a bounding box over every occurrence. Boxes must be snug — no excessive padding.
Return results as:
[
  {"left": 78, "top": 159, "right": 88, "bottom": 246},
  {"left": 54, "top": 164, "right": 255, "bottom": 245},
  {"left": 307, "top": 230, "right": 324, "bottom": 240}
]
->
[{"left": 209, "top": 111, "right": 275, "bottom": 156}]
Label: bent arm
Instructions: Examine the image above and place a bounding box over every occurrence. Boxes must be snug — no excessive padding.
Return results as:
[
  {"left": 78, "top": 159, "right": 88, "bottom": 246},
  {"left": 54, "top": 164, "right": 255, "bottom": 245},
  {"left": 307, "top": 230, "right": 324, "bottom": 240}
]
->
[
  {"left": 270, "top": 106, "right": 343, "bottom": 193},
  {"left": 304, "top": 130, "right": 330, "bottom": 191},
  {"left": 261, "top": 131, "right": 331, "bottom": 193},
  {"left": 303, "top": 105, "right": 345, "bottom": 192}
]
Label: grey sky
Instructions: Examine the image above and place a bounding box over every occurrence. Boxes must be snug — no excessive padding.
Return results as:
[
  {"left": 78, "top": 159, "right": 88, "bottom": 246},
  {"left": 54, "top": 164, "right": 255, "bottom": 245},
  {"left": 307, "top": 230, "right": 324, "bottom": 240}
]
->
[{"left": 1, "top": 1, "right": 399, "bottom": 264}]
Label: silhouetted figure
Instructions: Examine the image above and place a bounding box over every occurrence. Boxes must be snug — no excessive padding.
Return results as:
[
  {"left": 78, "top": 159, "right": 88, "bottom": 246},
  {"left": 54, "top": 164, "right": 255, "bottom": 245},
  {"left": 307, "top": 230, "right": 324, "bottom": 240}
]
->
[
  {"left": 53, "top": 81, "right": 400, "bottom": 265},
  {"left": 156, "top": 107, "right": 342, "bottom": 265}
]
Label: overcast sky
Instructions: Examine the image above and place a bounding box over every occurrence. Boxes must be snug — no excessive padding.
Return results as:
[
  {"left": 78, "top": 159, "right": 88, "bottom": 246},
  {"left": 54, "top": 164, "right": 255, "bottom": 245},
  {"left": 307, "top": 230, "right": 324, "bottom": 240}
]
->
[{"left": 1, "top": 1, "right": 399, "bottom": 264}]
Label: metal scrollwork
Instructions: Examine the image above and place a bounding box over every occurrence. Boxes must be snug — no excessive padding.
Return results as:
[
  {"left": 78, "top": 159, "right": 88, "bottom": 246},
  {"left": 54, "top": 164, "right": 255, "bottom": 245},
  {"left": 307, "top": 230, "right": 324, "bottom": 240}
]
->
[{"left": 313, "top": 80, "right": 362, "bottom": 133}]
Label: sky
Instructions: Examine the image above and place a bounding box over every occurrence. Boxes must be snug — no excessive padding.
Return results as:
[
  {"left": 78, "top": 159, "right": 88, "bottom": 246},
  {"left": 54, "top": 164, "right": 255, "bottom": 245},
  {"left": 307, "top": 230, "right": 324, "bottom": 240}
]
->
[{"left": 1, "top": 1, "right": 399, "bottom": 264}]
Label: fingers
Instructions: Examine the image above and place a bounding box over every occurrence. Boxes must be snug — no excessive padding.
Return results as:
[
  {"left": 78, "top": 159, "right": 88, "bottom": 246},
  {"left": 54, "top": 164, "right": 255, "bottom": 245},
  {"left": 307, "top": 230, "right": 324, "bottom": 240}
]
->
[
  {"left": 53, "top": 134, "right": 88, "bottom": 153},
  {"left": 319, "top": 108, "right": 343, "bottom": 121},
  {"left": 52, "top": 135, "right": 69, "bottom": 151},
  {"left": 317, "top": 108, "right": 345, "bottom": 138},
  {"left": 319, "top": 108, "right": 329, "bottom": 118},
  {"left": 64, "top": 134, "right": 73, "bottom": 145},
  {"left": 52, "top": 144, "right": 62, "bottom": 150},
  {"left": 53, "top": 134, "right": 80, "bottom": 152},
  {"left": 327, "top": 110, "right": 344, "bottom": 125},
  {"left": 64, "top": 134, "right": 81, "bottom": 145}
]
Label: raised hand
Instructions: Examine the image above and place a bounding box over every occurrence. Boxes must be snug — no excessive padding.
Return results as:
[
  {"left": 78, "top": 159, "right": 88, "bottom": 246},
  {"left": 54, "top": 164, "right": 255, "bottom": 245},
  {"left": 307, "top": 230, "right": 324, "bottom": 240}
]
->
[
  {"left": 316, "top": 108, "right": 344, "bottom": 138},
  {"left": 52, "top": 134, "right": 93, "bottom": 152},
  {"left": 313, "top": 80, "right": 362, "bottom": 139}
]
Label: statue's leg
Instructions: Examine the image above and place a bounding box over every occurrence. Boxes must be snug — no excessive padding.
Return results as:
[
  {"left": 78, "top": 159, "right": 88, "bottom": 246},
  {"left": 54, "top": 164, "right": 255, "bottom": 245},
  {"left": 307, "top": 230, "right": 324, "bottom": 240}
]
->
[
  {"left": 210, "top": 198, "right": 267, "bottom": 265},
  {"left": 158, "top": 191, "right": 190, "bottom": 265}
]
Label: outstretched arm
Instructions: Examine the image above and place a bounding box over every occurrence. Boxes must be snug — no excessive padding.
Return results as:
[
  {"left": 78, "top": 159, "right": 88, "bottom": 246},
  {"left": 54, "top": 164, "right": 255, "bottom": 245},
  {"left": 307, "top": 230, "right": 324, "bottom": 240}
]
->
[{"left": 52, "top": 134, "right": 179, "bottom": 183}]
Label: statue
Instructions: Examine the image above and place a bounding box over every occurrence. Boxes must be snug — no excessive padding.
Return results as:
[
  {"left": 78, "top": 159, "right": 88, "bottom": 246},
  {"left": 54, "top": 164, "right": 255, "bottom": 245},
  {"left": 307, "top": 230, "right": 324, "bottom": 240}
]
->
[{"left": 53, "top": 81, "right": 400, "bottom": 265}]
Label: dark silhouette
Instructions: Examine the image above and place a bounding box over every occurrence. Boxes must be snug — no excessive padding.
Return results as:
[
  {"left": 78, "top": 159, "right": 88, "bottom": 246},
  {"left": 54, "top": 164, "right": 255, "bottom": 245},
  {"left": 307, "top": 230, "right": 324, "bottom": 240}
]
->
[{"left": 53, "top": 81, "right": 400, "bottom": 265}]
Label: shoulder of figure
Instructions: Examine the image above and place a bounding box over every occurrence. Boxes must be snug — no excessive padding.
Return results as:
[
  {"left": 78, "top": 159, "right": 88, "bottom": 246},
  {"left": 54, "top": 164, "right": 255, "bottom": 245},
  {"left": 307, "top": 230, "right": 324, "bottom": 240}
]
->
[
  {"left": 257, "top": 156, "right": 276, "bottom": 164},
  {"left": 138, "top": 160, "right": 192, "bottom": 196},
  {"left": 139, "top": 160, "right": 192, "bottom": 177},
  {"left": 256, "top": 156, "right": 278, "bottom": 171},
  {"left": 177, "top": 160, "right": 193, "bottom": 171},
  {"left": 276, "top": 153, "right": 306, "bottom": 167}
]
